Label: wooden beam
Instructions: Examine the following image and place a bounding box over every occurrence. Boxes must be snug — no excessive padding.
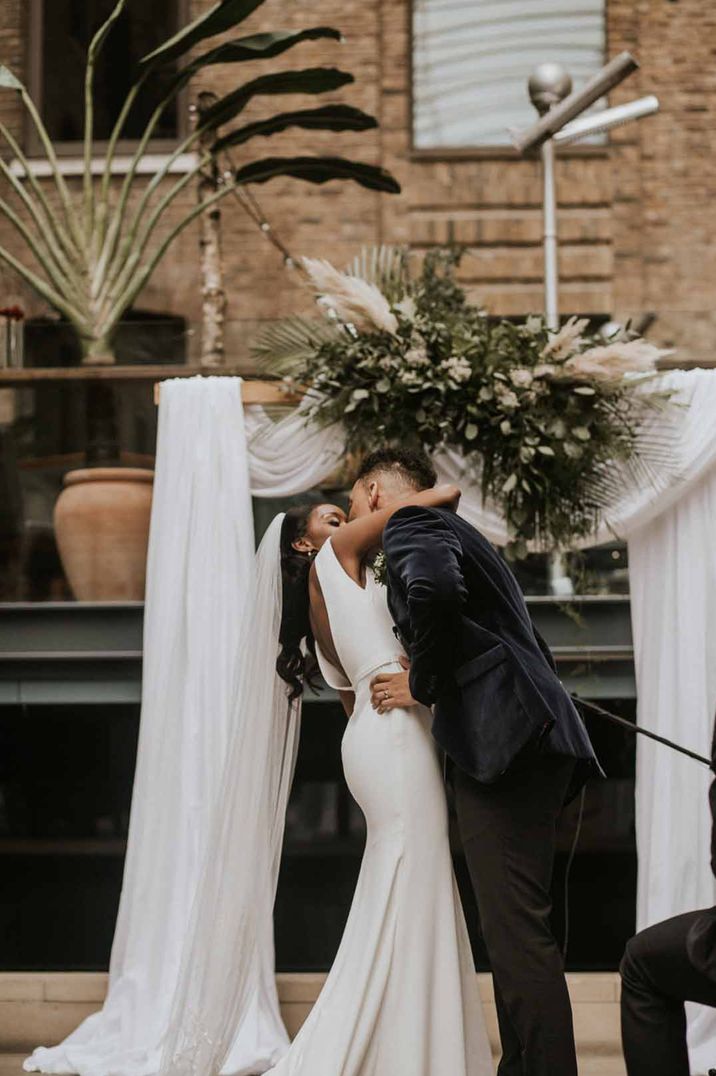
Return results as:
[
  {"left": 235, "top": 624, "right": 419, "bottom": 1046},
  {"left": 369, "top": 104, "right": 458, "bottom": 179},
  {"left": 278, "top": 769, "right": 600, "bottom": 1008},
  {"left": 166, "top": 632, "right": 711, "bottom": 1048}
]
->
[
  {"left": 152, "top": 378, "right": 300, "bottom": 406},
  {"left": 0, "top": 367, "right": 301, "bottom": 407},
  {"left": 0, "top": 365, "right": 216, "bottom": 384}
]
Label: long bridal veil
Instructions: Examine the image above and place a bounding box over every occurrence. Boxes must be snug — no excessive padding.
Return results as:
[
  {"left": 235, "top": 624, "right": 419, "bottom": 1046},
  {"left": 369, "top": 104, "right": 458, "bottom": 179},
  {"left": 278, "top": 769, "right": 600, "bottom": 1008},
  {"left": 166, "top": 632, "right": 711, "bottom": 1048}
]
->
[{"left": 160, "top": 513, "right": 299, "bottom": 1076}]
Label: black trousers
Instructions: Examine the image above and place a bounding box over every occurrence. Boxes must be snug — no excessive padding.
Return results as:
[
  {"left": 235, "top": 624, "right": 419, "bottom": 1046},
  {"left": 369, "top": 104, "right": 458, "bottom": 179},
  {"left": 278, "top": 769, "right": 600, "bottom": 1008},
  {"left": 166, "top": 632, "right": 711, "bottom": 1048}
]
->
[
  {"left": 620, "top": 912, "right": 716, "bottom": 1076},
  {"left": 453, "top": 754, "right": 578, "bottom": 1076}
]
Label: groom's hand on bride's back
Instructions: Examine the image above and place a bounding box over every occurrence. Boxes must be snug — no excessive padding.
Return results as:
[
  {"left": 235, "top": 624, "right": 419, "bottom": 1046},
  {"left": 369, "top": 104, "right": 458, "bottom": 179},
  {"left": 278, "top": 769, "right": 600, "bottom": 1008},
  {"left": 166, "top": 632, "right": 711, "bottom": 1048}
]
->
[{"left": 370, "top": 657, "right": 417, "bottom": 713}]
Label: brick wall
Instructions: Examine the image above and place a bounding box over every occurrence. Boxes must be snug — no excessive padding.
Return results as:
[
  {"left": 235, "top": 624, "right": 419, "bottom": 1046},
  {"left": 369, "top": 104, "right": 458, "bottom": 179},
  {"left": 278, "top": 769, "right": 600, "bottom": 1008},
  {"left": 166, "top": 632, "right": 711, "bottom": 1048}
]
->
[{"left": 0, "top": 0, "right": 714, "bottom": 366}]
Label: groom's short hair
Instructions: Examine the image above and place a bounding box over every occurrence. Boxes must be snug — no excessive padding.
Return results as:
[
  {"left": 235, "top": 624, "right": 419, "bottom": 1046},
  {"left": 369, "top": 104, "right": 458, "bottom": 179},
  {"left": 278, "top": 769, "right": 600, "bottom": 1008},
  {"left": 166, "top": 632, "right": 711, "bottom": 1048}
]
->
[{"left": 356, "top": 447, "right": 437, "bottom": 491}]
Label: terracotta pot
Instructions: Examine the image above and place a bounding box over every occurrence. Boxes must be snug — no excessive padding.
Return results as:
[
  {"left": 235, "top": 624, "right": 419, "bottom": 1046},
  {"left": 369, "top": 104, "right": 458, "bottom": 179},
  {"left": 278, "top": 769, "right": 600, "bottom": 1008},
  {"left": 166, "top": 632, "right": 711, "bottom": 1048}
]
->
[{"left": 54, "top": 468, "right": 154, "bottom": 601}]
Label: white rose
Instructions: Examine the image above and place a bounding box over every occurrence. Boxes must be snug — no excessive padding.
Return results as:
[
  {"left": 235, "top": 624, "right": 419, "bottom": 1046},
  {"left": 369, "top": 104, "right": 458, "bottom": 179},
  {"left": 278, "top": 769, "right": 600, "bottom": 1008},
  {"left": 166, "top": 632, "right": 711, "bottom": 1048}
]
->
[
  {"left": 405, "top": 345, "right": 430, "bottom": 367},
  {"left": 510, "top": 367, "right": 533, "bottom": 388}
]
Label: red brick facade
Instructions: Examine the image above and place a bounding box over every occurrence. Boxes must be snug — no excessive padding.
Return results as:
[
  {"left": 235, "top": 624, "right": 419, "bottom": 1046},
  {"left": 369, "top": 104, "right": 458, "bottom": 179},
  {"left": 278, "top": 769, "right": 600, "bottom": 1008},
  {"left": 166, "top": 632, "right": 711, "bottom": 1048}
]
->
[{"left": 0, "top": 0, "right": 714, "bottom": 366}]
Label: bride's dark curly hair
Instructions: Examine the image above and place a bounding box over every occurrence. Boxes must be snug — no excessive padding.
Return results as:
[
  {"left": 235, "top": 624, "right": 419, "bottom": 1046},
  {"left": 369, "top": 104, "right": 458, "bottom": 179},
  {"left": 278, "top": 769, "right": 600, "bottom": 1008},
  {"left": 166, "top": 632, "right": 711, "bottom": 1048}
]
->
[{"left": 277, "top": 506, "right": 320, "bottom": 701}]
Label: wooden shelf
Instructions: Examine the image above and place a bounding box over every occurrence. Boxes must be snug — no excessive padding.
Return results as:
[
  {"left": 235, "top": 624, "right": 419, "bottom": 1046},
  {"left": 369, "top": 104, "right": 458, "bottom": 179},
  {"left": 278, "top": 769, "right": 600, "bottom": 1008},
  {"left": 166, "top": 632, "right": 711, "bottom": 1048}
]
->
[
  {"left": 0, "top": 367, "right": 301, "bottom": 405},
  {"left": 0, "top": 365, "right": 242, "bottom": 383}
]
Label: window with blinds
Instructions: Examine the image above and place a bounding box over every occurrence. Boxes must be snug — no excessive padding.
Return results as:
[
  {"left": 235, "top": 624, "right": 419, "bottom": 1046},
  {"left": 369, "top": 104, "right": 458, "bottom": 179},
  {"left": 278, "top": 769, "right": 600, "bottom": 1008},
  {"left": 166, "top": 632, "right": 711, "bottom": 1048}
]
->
[{"left": 412, "top": 0, "right": 606, "bottom": 149}]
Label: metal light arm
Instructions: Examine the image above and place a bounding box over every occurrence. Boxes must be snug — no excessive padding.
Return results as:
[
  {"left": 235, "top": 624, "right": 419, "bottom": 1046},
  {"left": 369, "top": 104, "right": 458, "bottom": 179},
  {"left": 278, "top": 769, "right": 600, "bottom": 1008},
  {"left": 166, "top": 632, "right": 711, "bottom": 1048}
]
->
[{"left": 554, "top": 95, "right": 659, "bottom": 145}]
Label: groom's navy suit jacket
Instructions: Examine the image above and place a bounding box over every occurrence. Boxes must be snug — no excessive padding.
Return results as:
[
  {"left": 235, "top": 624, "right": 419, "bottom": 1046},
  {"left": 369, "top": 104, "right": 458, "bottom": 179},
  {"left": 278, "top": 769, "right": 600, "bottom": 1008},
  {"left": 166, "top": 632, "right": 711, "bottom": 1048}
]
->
[{"left": 383, "top": 506, "right": 600, "bottom": 797}]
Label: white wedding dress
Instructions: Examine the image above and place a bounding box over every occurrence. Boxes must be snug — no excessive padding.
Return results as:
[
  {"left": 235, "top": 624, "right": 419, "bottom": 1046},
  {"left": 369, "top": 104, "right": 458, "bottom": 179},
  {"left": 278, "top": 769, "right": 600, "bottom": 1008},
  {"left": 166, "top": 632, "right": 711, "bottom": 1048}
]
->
[{"left": 268, "top": 538, "right": 493, "bottom": 1076}]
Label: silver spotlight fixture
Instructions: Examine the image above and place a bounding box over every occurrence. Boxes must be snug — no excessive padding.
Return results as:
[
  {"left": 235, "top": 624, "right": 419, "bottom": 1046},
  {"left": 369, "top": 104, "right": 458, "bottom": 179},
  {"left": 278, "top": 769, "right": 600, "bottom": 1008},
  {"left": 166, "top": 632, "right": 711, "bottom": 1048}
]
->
[
  {"left": 510, "top": 52, "right": 659, "bottom": 331},
  {"left": 512, "top": 51, "right": 640, "bottom": 154}
]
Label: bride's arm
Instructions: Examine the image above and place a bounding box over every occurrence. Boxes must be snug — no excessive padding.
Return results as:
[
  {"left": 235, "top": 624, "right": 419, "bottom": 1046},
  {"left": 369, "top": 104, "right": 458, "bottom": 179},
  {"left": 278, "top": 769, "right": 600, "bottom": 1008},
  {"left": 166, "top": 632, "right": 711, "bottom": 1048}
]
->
[{"left": 331, "top": 483, "right": 460, "bottom": 581}]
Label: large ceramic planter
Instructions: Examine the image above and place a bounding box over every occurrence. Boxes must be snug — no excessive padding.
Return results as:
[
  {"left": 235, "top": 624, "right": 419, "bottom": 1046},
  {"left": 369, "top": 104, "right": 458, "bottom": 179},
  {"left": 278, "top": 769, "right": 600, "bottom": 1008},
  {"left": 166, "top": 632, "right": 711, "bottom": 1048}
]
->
[{"left": 54, "top": 468, "right": 154, "bottom": 601}]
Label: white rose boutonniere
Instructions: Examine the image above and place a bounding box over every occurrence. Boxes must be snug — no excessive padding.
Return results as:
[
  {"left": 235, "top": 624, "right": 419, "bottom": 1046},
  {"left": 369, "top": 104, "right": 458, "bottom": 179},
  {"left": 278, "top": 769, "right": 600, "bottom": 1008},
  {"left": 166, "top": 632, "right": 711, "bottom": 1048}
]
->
[{"left": 372, "top": 551, "right": 387, "bottom": 586}]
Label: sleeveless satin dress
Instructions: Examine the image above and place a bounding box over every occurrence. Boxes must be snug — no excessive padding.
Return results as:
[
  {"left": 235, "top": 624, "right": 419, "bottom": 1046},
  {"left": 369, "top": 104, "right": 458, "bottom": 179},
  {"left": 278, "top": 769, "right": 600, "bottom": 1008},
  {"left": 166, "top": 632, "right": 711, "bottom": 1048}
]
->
[{"left": 269, "top": 538, "right": 493, "bottom": 1076}]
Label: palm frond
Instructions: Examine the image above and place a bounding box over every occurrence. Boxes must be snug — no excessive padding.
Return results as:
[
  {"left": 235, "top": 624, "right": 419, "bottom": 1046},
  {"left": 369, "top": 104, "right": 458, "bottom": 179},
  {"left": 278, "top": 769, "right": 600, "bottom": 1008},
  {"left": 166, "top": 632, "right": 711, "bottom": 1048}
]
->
[
  {"left": 252, "top": 315, "right": 340, "bottom": 377},
  {"left": 345, "top": 244, "right": 408, "bottom": 304},
  {"left": 587, "top": 394, "right": 681, "bottom": 510}
]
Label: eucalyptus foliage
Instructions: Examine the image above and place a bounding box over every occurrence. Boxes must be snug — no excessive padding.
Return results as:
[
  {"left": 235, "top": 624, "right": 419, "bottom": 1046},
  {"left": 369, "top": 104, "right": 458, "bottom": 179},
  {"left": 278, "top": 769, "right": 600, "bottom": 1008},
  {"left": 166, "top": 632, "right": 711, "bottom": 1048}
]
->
[
  {"left": 256, "top": 248, "right": 672, "bottom": 552},
  {"left": 0, "top": 0, "right": 398, "bottom": 363}
]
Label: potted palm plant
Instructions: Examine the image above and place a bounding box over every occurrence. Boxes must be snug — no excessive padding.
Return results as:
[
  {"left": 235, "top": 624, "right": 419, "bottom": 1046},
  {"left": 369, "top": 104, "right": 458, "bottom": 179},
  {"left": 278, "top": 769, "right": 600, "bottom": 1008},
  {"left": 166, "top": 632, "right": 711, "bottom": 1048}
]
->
[{"left": 0, "top": 0, "right": 399, "bottom": 599}]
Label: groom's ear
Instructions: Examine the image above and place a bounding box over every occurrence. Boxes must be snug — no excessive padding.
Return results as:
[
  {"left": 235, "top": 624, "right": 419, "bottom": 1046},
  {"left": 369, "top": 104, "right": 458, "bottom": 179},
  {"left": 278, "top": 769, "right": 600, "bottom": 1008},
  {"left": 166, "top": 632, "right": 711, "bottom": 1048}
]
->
[{"left": 368, "top": 480, "right": 380, "bottom": 512}]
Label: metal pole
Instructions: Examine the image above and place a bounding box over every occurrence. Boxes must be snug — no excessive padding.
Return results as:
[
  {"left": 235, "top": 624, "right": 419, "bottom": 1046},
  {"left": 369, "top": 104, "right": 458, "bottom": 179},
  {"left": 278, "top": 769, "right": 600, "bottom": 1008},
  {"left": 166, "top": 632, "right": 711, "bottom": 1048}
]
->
[
  {"left": 542, "top": 124, "right": 570, "bottom": 592},
  {"left": 541, "top": 136, "right": 559, "bottom": 331}
]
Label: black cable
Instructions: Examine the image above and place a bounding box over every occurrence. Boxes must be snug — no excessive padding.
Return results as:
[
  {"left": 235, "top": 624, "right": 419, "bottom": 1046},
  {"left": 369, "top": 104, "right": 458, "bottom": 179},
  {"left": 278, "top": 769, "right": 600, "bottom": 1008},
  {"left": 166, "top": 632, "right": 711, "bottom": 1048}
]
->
[
  {"left": 572, "top": 696, "right": 712, "bottom": 768},
  {"left": 560, "top": 696, "right": 711, "bottom": 964},
  {"left": 562, "top": 785, "right": 586, "bottom": 962}
]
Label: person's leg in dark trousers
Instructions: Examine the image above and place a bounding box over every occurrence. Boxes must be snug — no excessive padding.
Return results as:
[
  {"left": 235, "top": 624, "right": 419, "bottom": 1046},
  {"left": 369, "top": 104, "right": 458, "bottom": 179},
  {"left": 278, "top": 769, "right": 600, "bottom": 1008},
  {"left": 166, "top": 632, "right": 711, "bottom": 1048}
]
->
[
  {"left": 454, "top": 755, "right": 577, "bottom": 1076},
  {"left": 620, "top": 911, "right": 716, "bottom": 1076}
]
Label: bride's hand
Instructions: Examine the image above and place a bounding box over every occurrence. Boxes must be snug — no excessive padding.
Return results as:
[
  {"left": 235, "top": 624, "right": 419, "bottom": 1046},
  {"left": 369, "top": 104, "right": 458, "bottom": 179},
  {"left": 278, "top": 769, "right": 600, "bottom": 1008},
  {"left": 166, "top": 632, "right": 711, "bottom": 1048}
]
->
[
  {"left": 439, "top": 484, "right": 461, "bottom": 512},
  {"left": 370, "top": 657, "right": 416, "bottom": 713}
]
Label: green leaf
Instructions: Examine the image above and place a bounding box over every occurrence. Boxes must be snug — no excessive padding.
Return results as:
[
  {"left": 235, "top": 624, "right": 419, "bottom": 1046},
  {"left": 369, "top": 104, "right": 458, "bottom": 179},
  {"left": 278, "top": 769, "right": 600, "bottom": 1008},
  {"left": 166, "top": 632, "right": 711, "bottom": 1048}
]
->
[
  {"left": 234, "top": 155, "right": 401, "bottom": 194},
  {"left": 212, "top": 105, "right": 377, "bottom": 152},
  {"left": 0, "top": 66, "right": 24, "bottom": 91},
  {"left": 572, "top": 426, "right": 592, "bottom": 441},
  {"left": 199, "top": 68, "right": 355, "bottom": 131},
  {"left": 352, "top": 388, "right": 370, "bottom": 401},
  {"left": 574, "top": 385, "right": 596, "bottom": 396},
  {"left": 376, "top": 378, "right": 391, "bottom": 393},
  {"left": 502, "top": 473, "right": 518, "bottom": 493},
  {"left": 537, "top": 445, "right": 555, "bottom": 456},
  {"left": 464, "top": 422, "right": 478, "bottom": 441},
  {"left": 169, "top": 27, "right": 343, "bottom": 95},
  {"left": 140, "top": 0, "right": 268, "bottom": 66}
]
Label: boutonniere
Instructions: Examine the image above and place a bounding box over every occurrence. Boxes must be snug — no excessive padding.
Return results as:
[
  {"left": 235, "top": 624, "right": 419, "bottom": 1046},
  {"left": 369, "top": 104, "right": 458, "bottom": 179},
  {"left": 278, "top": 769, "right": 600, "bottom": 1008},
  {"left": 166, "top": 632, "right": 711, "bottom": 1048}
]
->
[{"left": 372, "top": 551, "right": 387, "bottom": 586}]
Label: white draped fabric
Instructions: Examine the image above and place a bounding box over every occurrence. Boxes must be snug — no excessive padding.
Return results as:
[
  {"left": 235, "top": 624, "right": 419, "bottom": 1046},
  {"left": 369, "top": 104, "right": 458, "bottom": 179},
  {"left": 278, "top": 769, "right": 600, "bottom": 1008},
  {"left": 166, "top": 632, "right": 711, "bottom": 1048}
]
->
[
  {"left": 246, "top": 397, "right": 343, "bottom": 497},
  {"left": 159, "top": 509, "right": 299, "bottom": 1076},
  {"left": 24, "top": 379, "right": 289, "bottom": 1076},
  {"left": 25, "top": 369, "right": 716, "bottom": 1076},
  {"left": 629, "top": 469, "right": 716, "bottom": 1070}
]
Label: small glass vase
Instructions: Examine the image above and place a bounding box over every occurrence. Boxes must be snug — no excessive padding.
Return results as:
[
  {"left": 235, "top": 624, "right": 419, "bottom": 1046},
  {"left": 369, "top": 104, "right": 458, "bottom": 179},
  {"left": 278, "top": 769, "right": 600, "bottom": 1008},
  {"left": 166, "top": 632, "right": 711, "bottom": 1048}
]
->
[{"left": 1, "top": 315, "right": 24, "bottom": 369}]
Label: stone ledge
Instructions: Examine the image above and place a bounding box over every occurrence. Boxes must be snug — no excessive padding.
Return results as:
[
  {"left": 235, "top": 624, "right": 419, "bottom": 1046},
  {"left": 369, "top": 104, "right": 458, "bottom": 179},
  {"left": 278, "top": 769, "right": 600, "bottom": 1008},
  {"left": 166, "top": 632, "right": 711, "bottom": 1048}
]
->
[
  {"left": 0, "top": 970, "right": 622, "bottom": 1005},
  {"left": 0, "top": 971, "right": 625, "bottom": 1071}
]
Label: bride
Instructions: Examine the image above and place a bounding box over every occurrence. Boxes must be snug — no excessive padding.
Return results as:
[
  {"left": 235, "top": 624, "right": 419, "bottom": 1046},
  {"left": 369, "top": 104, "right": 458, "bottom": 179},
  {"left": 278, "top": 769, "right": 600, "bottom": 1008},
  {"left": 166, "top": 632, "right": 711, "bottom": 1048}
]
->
[
  {"left": 157, "top": 467, "right": 493, "bottom": 1076},
  {"left": 263, "top": 476, "right": 492, "bottom": 1075}
]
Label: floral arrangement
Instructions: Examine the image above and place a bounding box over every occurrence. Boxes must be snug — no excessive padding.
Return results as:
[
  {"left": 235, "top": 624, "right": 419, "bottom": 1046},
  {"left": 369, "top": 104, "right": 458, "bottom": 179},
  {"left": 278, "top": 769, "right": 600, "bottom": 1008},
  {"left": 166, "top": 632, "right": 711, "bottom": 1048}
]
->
[{"left": 254, "top": 247, "right": 671, "bottom": 552}]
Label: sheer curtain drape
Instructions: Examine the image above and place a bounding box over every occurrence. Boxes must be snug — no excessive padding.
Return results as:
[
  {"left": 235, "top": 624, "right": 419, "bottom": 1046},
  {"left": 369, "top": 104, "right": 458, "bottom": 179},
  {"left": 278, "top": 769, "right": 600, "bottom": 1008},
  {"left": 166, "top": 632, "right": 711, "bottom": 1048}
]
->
[
  {"left": 159, "top": 512, "right": 298, "bottom": 1076},
  {"left": 629, "top": 467, "right": 716, "bottom": 1071},
  {"left": 24, "top": 379, "right": 289, "bottom": 1076}
]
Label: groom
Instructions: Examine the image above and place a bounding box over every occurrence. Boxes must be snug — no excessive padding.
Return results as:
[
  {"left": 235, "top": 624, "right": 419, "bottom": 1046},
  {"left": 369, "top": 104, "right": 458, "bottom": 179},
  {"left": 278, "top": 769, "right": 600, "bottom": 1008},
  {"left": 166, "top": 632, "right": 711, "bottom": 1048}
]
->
[{"left": 349, "top": 447, "right": 601, "bottom": 1076}]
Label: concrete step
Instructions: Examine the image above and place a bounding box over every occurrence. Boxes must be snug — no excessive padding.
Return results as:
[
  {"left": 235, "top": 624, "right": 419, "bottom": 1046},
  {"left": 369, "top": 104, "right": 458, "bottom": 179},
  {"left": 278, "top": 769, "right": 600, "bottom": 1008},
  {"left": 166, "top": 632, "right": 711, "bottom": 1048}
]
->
[
  {"left": 0, "top": 972, "right": 626, "bottom": 1073},
  {"left": 0, "top": 1053, "right": 627, "bottom": 1076},
  {"left": 0, "top": 1055, "right": 23, "bottom": 1076}
]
